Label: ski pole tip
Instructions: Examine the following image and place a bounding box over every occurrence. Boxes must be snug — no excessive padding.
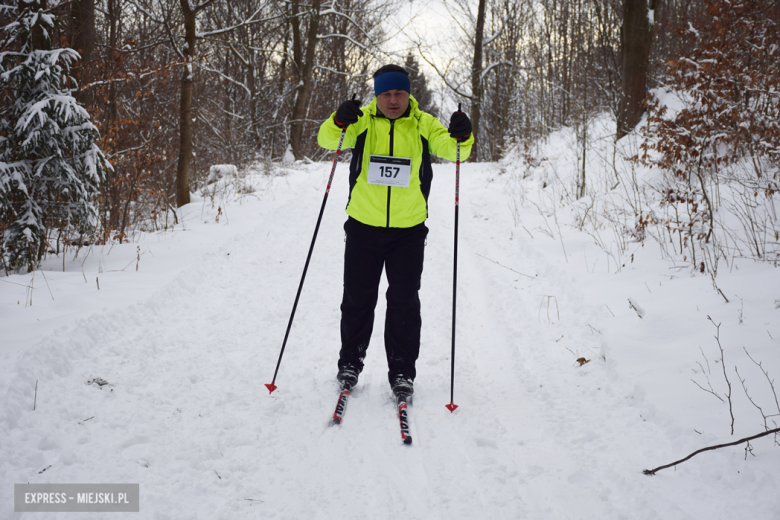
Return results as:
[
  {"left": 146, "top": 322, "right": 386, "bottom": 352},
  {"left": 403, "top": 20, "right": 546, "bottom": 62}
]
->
[
  {"left": 265, "top": 383, "right": 278, "bottom": 394},
  {"left": 445, "top": 403, "right": 458, "bottom": 413}
]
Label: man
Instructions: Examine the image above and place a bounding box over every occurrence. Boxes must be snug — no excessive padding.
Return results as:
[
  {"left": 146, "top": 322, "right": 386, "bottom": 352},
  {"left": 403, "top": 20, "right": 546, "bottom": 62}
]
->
[{"left": 317, "top": 64, "right": 473, "bottom": 400}]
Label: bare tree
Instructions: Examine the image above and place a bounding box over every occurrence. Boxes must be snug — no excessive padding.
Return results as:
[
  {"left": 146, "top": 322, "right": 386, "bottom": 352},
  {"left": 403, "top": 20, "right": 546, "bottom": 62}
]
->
[
  {"left": 470, "top": 0, "right": 487, "bottom": 161},
  {"left": 616, "top": 0, "right": 654, "bottom": 140},
  {"left": 289, "top": 0, "right": 322, "bottom": 161}
]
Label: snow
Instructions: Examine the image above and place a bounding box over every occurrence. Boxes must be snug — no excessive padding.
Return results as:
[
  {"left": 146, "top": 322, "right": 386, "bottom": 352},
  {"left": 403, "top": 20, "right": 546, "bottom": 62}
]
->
[
  {"left": 2, "top": 128, "right": 779, "bottom": 518},
  {"left": 206, "top": 164, "right": 237, "bottom": 184},
  {"left": 282, "top": 144, "right": 295, "bottom": 165}
]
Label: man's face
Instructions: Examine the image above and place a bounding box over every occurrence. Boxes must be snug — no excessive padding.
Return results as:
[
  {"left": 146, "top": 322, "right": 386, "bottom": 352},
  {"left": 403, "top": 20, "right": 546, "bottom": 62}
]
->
[{"left": 376, "top": 89, "right": 410, "bottom": 120}]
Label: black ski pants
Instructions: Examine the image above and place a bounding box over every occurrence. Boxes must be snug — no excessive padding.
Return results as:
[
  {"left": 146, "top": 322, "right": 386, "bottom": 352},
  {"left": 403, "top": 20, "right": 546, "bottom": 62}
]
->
[{"left": 338, "top": 217, "right": 428, "bottom": 384}]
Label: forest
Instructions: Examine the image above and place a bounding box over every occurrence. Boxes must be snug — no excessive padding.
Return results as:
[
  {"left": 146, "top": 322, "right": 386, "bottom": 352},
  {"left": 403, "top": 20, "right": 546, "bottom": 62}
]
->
[{"left": 1, "top": 0, "right": 778, "bottom": 272}]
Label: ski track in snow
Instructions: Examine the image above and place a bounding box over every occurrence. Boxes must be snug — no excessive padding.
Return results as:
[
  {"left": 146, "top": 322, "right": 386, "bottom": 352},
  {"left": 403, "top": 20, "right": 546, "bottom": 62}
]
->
[{"left": 2, "top": 164, "right": 778, "bottom": 519}]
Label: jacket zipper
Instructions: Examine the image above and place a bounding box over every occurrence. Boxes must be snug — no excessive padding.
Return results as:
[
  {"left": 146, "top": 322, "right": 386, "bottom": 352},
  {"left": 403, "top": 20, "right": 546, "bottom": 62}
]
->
[{"left": 386, "top": 119, "right": 395, "bottom": 228}]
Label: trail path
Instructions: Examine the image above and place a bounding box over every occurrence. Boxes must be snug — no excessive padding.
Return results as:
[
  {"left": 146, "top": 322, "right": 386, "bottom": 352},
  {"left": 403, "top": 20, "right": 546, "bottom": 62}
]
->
[{"left": 2, "top": 163, "right": 774, "bottom": 519}]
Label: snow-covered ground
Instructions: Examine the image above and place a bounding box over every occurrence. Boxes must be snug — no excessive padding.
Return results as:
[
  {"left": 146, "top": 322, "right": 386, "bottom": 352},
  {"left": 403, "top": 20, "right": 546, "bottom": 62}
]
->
[{"left": 2, "top": 130, "right": 779, "bottom": 518}]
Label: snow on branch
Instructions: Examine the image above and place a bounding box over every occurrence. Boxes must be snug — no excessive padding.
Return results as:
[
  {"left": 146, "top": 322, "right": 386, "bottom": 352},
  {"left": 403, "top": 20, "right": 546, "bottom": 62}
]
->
[
  {"left": 319, "top": 6, "right": 380, "bottom": 47},
  {"left": 197, "top": 3, "right": 283, "bottom": 38},
  {"left": 196, "top": 63, "right": 251, "bottom": 96},
  {"left": 125, "top": 0, "right": 164, "bottom": 24},
  {"left": 316, "top": 33, "right": 370, "bottom": 52},
  {"left": 314, "top": 65, "right": 368, "bottom": 78},
  {"left": 190, "top": 0, "right": 219, "bottom": 13},
  {"left": 483, "top": 25, "right": 504, "bottom": 47}
]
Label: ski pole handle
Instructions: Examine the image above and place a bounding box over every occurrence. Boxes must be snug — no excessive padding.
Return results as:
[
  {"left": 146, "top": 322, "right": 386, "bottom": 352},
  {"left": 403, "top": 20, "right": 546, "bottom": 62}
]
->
[
  {"left": 455, "top": 103, "right": 461, "bottom": 206},
  {"left": 325, "top": 95, "right": 355, "bottom": 193}
]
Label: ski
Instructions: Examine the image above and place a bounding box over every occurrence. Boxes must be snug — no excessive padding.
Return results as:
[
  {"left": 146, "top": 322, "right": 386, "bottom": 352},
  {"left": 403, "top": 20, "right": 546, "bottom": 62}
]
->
[
  {"left": 330, "top": 388, "right": 351, "bottom": 426},
  {"left": 397, "top": 396, "right": 413, "bottom": 445}
]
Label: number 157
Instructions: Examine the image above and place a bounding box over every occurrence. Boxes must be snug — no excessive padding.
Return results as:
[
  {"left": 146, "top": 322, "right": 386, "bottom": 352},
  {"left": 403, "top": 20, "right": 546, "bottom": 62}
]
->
[{"left": 380, "top": 166, "right": 400, "bottom": 178}]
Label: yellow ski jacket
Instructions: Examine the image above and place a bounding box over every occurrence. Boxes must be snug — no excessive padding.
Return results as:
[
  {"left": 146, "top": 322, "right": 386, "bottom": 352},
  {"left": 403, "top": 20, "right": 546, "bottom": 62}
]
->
[{"left": 318, "top": 95, "right": 473, "bottom": 228}]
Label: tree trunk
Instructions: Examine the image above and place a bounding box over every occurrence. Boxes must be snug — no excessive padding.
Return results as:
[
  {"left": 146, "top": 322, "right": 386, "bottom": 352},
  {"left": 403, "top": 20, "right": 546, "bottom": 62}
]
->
[
  {"left": 247, "top": 49, "right": 259, "bottom": 150},
  {"left": 30, "top": 0, "right": 48, "bottom": 50},
  {"left": 106, "top": 0, "right": 121, "bottom": 230},
  {"left": 270, "top": 25, "right": 290, "bottom": 160},
  {"left": 470, "top": 0, "right": 487, "bottom": 162},
  {"left": 290, "top": 0, "right": 321, "bottom": 160},
  {"left": 176, "top": 1, "right": 198, "bottom": 207},
  {"left": 616, "top": 0, "right": 654, "bottom": 140},
  {"left": 70, "top": 0, "right": 94, "bottom": 107},
  {"left": 70, "top": 0, "right": 95, "bottom": 63}
]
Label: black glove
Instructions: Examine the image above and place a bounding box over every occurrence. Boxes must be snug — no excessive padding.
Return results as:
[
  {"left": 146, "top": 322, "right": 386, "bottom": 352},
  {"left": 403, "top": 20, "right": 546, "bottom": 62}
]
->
[
  {"left": 334, "top": 99, "right": 362, "bottom": 128},
  {"left": 448, "top": 111, "right": 472, "bottom": 140}
]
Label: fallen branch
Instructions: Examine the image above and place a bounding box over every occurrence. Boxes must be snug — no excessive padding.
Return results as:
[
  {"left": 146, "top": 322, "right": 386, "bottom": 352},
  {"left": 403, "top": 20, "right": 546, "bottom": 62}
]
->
[{"left": 643, "top": 427, "right": 780, "bottom": 475}]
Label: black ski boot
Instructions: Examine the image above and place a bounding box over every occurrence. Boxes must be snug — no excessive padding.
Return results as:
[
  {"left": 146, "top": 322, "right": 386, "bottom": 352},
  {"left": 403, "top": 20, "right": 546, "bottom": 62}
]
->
[
  {"left": 391, "top": 376, "right": 414, "bottom": 402},
  {"left": 336, "top": 365, "right": 359, "bottom": 390}
]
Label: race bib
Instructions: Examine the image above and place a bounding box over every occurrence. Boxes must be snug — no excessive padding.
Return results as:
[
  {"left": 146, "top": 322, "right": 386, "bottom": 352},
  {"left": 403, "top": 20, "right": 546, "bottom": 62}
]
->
[{"left": 367, "top": 155, "right": 412, "bottom": 188}]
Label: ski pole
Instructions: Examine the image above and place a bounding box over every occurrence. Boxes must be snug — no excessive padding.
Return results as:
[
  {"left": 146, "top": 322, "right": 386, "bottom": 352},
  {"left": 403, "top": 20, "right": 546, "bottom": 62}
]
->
[
  {"left": 265, "top": 97, "right": 353, "bottom": 394},
  {"left": 446, "top": 103, "right": 462, "bottom": 413}
]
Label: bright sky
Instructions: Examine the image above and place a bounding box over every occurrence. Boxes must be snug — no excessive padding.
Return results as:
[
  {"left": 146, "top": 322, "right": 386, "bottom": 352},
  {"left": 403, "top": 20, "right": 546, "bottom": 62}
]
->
[{"left": 385, "top": 0, "right": 469, "bottom": 89}]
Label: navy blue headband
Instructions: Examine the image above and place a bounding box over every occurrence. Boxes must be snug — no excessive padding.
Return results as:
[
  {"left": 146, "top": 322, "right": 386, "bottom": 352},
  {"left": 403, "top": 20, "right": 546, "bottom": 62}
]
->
[{"left": 374, "top": 71, "right": 410, "bottom": 96}]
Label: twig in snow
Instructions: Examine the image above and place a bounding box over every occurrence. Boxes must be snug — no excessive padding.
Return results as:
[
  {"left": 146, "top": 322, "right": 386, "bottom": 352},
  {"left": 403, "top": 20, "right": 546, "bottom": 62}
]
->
[
  {"left": 33, "top": 380, "right": 38, "bottom": 411},
  {"left": 25, "top": 272, "right": 34, "bottom": 306},
  {"left": 628, "top": 298, "right": 645, "bottom": 318},
  {"left": 643, "top": 427, "right": 780, "bottom": 475},
  {"left": 743, "top": 347, "right": 780, "bottom": 416},
  {"left": 538, "top": 295, "right": 560, "bottom": 323},
  {"left": 708, "top": 316, "right": 735, "bottom": 435},
  {"left": 691, "top": 379, "right": 724, "bottom": 402},
  {"left": 0, "top": 278, "right": 30, "bottom": 288},
  {"left": 735, "top": 365, "right": 774, "bottom": 430},
  {"left": 39, "top": 269, "right": 54, "bottom": 301},
  {"left": 691, "top": 345, "right": 724, "bottom": 402},
  {"left": 744, "top": 440, "right": 755, "bottom": 460},
  {"left": 79, "top": 244, "right": 94, "bottom": 283},
  {"left": 475, "top": 253, "right": 535, "bottom": 279}
]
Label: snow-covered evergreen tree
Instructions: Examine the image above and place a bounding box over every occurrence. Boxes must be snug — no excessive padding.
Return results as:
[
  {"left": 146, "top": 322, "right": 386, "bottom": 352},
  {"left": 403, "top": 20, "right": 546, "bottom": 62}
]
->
[{"left": 0, "top": 0, "right": 109, "bottom": 272}]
